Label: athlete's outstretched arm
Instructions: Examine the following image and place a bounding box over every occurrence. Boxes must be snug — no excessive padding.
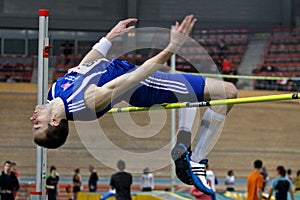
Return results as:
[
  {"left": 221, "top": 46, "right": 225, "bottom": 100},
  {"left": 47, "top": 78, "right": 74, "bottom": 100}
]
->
[
  {"left": 79, "top": 18, "right": 138, "bottom": 65},
  {"left": 85, "top": 15, "right": 197, "bottom": 112}
]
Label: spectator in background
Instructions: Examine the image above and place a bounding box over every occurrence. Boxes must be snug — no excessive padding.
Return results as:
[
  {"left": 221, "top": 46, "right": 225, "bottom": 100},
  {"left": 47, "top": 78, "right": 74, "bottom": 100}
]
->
[
  {"left": 217, "top": 39, "right": 228, "bottom": 59},
  {"left": 267, "top": 166, "right": 295, "bottom": 200},
  {"left": 247, "top": 159, "right": 264, "bottom": 200},
  {"left": 0, "top": 161, "right": 20, "bottom": 200},
  {"left": 286, "top": 169, "right": 293, "bottom": 181},
  {"left": 65, "top": 184, "right": 72, "bottom": 200},
  {"left": 10, "top": 163, "right": 19, "bottom": 179},
  {"left": 294, "top": 170, "right": 300, "bottom": 193},
  {"left": 6, "top": 76, "right": 15, "bottom": 83},
  {"left": 206, "top": 164, "right": 218, "bottom": 200},
  {"left": 221, "top": 57, "right": 234, "bottom": 76},
  {"left": 10, "top": 163, "right": 19, "bottom": 199},
  {"left": 261, "top": 166, "right": 270, "bottom": 192},
  {"left": 140, "top": 167, "right": 154, "bottom": 192},
  {"left": 220, "top": 57, "right": 238, "bottom": 86},
  {"left": 110, "top": 160, "right": 132, "bottom": 200},
  {"left": 46, "top": 166, "right": 60, "bottom": 200},
  {"left": 88, "top": 165, "right": 99, "bottom": 192},
  {"left": 72, "top": 168, "right": 82, "bottom": 200},
  {"left": 190, "top": 184, "right": 212, "bottom": 200},
  {"left": 61, "top": 40, "right": 74, "bottom": 65},
  {"left": 225, "top": 170, "right": 235, "bottom": 192}
]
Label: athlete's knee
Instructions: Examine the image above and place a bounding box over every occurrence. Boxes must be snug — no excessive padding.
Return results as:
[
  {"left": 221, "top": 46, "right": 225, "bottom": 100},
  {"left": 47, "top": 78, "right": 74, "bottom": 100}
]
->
[{"left": 224, "top": 82, "right": 238, "bottom": 99}]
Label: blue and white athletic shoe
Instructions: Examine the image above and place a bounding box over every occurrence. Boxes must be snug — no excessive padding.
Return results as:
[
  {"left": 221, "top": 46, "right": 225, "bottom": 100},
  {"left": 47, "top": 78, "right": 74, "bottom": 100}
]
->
[
  {"left": 190, "top": 159, "right": 213, "bottom": 195},
  {"left": 171, "top": 143, "right": 213, "bottom": 195}
]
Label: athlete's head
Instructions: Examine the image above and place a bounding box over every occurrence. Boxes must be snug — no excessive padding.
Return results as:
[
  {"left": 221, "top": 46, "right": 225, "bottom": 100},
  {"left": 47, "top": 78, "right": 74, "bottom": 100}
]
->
[{"left": 30, "top": 104, "right": 69, "bottom": 148}]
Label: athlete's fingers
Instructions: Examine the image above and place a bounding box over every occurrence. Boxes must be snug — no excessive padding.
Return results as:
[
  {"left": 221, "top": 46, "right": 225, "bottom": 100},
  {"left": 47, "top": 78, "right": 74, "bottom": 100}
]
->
[
  {"left": 186, "top": 18, "right": 197, "bottom": 35},
  {"left": 126, "top": 26, "right": 136, "bottom": 31},
  {"left": 177, "top": 15, "right": 195, "bottom": 35},
  {"left": 121, "top": 18, "right": 138, "bottom": 26}
]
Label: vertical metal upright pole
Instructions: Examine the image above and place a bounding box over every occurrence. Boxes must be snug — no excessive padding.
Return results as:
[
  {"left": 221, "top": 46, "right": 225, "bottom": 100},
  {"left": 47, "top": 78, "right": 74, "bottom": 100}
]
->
[
  {"left": 170, "top": 46, "right": 176, "bottom": 193},
  {"left": 31, "top": 9, "right": 49, "bottom": 200}
]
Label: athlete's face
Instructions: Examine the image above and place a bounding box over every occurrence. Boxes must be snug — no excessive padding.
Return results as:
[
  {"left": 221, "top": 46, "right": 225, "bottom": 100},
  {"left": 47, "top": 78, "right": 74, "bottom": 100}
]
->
[{"left": 30, "top": 105, "right": 51, "bottom": 139}]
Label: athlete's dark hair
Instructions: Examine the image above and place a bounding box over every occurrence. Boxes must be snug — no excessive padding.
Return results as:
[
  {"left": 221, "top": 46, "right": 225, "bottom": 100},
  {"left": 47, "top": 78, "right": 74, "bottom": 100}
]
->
[{"left": 34, "top": 119, "right": 69, "bottom": 149}]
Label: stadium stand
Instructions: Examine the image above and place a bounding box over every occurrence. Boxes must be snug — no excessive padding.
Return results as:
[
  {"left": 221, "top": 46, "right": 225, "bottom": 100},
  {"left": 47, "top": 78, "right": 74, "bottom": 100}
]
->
[
  {"left": 253, "top": 26, "right": 300, "bottom": 91},
  {"left": 176, "top": 28, "right": 250, "bottom": 72},
  {"left": 52, "top": 55, "right": 82, "bottom": 82},
  {"left": 0, "top": 55, "right": 34, "bottom": 83}
]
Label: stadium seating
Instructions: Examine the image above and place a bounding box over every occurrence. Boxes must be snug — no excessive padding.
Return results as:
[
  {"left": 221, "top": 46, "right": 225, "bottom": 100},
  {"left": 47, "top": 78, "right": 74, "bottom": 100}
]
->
[
  {"left": 0, "top": 55, "right": 34, "bottom": 83},
  {"left": 52, "top": 55, "right": 83, "bottom": 82},
  {"left": 176, "top": 28, "right": 250, "bottom": 72},
  {"left": 253, "top": 26, "right": 300, "bottom": 91}
]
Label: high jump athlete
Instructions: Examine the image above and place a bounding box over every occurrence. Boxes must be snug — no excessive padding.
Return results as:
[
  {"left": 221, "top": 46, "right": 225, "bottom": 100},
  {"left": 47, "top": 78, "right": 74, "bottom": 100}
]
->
[{"left": 30, "top": 15, "right": 237, "bottom": 195}]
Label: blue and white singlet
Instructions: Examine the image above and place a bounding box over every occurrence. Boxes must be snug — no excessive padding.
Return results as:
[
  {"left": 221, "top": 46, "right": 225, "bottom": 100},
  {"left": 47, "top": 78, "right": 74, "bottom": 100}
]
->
[{"left": 47, "top": 59, "right": 206, "bottom": 121}]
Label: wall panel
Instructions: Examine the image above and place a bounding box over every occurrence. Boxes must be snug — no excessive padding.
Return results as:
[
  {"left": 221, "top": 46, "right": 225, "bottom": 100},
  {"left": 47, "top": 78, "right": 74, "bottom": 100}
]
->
[{"left": 0, "top": 0, "right": 295, "bottom": 32}]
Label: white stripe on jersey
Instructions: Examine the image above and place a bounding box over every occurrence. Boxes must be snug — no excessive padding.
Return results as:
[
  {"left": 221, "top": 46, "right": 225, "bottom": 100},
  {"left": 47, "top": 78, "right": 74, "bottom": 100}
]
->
[
  {"left": 69, "top": 100, "right": 85, "bottom": 111},
  {"left": 69, "top": 100, "right": 84, "bottom": 106},
  {"left": 51, "top": 82, "right": 57, "bottom": 99},
  {"left": 69, "top": 104, "right": 86, "bottom": 112},
  {"left": 66, "top": 70, "right": 107, "bottom": 103},
  {"left": 69, "top": 106, "right": 87, "bottom": 113}
]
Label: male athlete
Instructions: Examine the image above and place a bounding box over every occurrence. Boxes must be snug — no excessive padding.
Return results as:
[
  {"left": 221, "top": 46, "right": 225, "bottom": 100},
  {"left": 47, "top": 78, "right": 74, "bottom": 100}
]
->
[{"left": 30, "top": 15, "right": 237, "bottom": 195}]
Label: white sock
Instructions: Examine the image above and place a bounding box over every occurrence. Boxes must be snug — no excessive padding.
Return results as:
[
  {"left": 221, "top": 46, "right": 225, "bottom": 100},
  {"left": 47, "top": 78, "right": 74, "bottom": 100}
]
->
[
  {"left": 191, "top": 108, "right": 225, "bottom": 163},
  {"left": 178, "top": 107, "right": 197, "bottom": 132}
]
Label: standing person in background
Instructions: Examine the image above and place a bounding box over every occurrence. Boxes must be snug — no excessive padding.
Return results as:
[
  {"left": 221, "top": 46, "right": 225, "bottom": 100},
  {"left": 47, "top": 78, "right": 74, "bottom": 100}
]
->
[
  {"left": 60, "top": 40, "right": 74, "bottom": 65},
  {"left": 294, "top": 170, "right": 300, "bottom": 193},
  {"left": 247, "top": 159, "right": 264, "bottom": 200},
  {"left": 206, "top": 164, "right": 218, "bottom": 200},
  {"left": 217, "top": 39, "right": 228, "bottom": 59},
  {"left": 10, "top": 162, "right": 19, "bottom": 199},
  {"left": 110, "top": 160, "right": 132, "bottom": 200},
  {"left": 72, "top": 168, "right": 82, "bottom": 200},
  {"left": 261, "top": 166, "right": 270, "bottom": 192},
  {"left": 267, "top": 166, "right": 295, "bottom": 200},
  {"left": 140, "top": 167, "right": 154, "bottom": 192},
  {"left": 46, "top": 166, "right": 60, "bottom": 200},
  {"left": 190, "top": 184, "right": 212, "bottom": 200},
  {"left": 65, "top": 184, "right": 72, "bottom": 200},
  {"left": 0, "top": 161, "right": 20, "bottom": 200},
  {"left": 286, "top": 169, "right": 294, "bottom": 183},
  {"left": 10, "top": 163, "right": 19, "bottom": 179},
  {"left": 88, "top": 165, "right": 99, "bottom": 192},
  {"left": 225, "top": 170, "right": 235, "bottom": 192}
]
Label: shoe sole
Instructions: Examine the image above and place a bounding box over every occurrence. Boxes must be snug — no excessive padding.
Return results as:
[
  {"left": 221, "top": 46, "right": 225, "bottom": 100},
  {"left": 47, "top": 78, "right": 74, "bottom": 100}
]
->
[
  {"left": 171, "top": 143, "right": 214, "bottom": 195},
  {"left": 171, "top": 143, "right": 193, "bottom": 185}
]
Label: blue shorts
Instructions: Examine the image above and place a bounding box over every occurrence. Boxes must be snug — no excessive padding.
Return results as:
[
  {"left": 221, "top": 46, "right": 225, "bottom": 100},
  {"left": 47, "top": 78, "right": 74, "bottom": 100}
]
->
[{"left": 113, "top": 59, "right": 206, "bottom": 107}]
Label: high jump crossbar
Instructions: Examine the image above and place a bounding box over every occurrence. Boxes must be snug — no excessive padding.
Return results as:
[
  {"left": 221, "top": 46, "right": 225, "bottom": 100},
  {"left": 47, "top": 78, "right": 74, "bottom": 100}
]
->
[
  {"left": 108, "top": 93, "right": 300, "bottom": 113},
  {"left": 191, "top": 72, "right": 300, "bottom": 81}
]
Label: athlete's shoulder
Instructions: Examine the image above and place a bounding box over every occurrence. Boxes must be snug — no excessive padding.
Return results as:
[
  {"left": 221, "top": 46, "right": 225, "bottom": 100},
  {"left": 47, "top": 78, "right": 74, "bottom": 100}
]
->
[{"left": 68, "top": 58, "right": 110, "bottom": 74}]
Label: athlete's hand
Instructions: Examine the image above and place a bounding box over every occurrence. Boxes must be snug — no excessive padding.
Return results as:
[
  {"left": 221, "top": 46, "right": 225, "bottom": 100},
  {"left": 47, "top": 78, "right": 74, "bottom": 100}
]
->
[
  {"left": 168, "top": 14, "right": 197, "bottom": 52},
  {"left": 105, "top": 18, "right": 138, "bottom": 41}
]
